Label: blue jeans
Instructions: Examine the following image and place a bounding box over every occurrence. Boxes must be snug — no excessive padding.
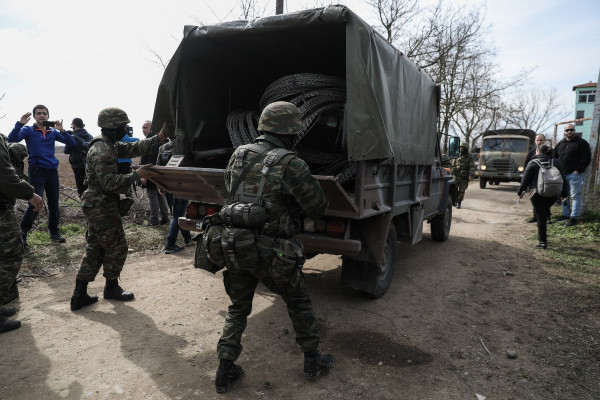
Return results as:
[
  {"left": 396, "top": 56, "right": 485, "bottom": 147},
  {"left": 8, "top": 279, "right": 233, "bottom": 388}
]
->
[
  {"left": 21, "top": 166, "right": 60, "bottom": 236},
  {"left": 562, "top": 172, "right": 584, "bottom": 219},
  {"left": 166, "top": 196, "right": 191, "bottom": 246}
]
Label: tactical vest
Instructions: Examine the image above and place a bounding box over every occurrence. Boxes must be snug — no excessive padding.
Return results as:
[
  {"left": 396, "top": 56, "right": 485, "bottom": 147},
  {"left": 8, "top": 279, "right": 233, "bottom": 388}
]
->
[{"left": 226, "top": 143, "right": 297, "bottom": 237}]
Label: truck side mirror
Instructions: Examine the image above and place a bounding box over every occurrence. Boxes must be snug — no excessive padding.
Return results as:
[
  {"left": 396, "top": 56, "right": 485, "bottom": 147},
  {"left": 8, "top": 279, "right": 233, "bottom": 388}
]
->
[{"left": 448, "top": 136, "right": 460, "bottom": 159}]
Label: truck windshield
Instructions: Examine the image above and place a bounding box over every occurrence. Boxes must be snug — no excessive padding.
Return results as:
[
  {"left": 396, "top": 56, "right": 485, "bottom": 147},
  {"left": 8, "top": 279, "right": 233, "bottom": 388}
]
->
[{"left": 483, "top": 138, "right": 528, "bottom": 152}]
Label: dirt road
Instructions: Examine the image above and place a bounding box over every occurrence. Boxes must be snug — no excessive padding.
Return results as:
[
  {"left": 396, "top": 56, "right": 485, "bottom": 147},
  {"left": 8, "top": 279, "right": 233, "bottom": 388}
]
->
[{"left": 1, "top": 182, "right": 598, "bottom": 400}]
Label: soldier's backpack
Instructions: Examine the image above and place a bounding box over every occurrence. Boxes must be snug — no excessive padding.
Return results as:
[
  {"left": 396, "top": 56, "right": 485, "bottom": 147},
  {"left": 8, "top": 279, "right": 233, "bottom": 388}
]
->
[{"left": 532, "top": 159, "right": 563, "bottom": 197}]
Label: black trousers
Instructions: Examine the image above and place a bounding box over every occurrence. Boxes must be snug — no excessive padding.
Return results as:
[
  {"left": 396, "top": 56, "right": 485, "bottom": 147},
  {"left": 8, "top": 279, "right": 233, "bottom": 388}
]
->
[{"left": 531, "top": 194, "right": 556, "bottom": 243}]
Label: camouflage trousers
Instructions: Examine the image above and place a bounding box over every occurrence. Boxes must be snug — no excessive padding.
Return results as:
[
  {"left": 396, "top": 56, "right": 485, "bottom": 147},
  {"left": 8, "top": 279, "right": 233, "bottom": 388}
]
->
[
  {"left": 217, "top": 262, "right": 320, "bottom": 361},
  {"left": 76, "top": 202, "right": 128, "bottom": 282},
  {"left": 455, "top": 177, "right": 469, "bottom": 203},
  {"left": 0, "top": 206, "right": 24, "bottom": 299}
]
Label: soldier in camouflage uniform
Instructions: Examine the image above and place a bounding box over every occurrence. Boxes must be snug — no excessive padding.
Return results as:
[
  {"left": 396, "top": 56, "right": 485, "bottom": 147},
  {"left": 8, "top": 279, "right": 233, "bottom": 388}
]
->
[
  {"left": 70, "top": 108, "right": 173, "bottom": 311},
  {"left": 452, "top": 143, "right": 475, "bottom": 209},
  {"left": 214, "top": 101, "right": 335, "bottom": 393},
  {"left": 0, "top": 134, "right": 43, "bottom": 333}
]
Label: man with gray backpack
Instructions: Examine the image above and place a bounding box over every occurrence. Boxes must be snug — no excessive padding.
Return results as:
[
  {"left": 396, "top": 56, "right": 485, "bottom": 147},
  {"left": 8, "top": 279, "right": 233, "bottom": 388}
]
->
[{"left": 518, "top": 145, "right": 568, "bottom": 249}]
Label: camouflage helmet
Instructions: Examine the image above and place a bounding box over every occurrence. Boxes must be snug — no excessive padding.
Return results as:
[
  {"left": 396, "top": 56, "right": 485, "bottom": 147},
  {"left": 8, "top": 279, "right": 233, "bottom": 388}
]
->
[
  {"left": 97, "top": 107, "right": 130, "bottom": 129},
  {"left": 460, "top": 142, "right": 469, "bottom": 149},
  {"left": 257, "top": 101, "right": 302, "bottom": 135}
]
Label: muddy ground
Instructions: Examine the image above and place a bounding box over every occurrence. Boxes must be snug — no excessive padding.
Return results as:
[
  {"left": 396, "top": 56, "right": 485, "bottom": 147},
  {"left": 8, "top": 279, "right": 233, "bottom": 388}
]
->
[{"left": 1, "top": 178, "right": 599, "bottom": 400}]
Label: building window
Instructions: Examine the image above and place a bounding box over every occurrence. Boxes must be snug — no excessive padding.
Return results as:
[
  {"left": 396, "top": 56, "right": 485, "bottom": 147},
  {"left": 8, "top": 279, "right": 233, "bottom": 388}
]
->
[
  {"left": 576, "top": 110, "right": 584, "bottom": 126},
  {"left": 578, "top": 90, "right": 596, "bottom": 103}
]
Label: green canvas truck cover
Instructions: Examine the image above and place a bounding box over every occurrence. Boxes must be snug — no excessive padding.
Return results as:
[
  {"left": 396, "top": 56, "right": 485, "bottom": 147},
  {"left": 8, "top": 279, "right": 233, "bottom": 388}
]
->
[{"left": 151, "top": 5, "right": 439, "bottom": 165}]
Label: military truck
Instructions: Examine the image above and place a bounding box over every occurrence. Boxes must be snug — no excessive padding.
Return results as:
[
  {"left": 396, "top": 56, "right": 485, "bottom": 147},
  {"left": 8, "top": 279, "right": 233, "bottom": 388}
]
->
[
  {"left": 476, "top": 129, "right": 537, "bottom": 188},
  {"left": 149, "top": 5, "right": 459, "bottom": 298}
]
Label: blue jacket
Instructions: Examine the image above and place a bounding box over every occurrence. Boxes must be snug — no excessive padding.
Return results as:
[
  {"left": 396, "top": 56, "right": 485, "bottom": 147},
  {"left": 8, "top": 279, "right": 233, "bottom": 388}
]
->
[
  {"left": 117, "top": 134, "right": 140, "bottom": 164},
  {"left": 8, "top": 122, "right": 76, "bottom": 169}
]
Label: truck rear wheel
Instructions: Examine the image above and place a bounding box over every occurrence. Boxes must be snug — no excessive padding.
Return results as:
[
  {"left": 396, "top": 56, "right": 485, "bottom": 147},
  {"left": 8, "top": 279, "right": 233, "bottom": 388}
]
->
[
  {"left": 430, "top": 196, "right": 452, "bottom": 242},
  {"left": 341, "top": 225, "right": 397, "bottom": 298},
  {"left": 479, "top": 178, "right": 487, "bottom": 189}
]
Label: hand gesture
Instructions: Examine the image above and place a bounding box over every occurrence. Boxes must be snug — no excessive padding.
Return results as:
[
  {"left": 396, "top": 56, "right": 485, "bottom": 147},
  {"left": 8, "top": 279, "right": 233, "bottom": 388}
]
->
[
  {"left": 28, "top": 193, "right": 44, "bottom": 212},
  {"left": 19, "top": 112, "right": 32, "bottom": 125},
  {"left": 54, "top": 119, "right": 64, "bottom": 131},
  {"left": 135, "top": 164, "right": 160, "bottom": 180}
]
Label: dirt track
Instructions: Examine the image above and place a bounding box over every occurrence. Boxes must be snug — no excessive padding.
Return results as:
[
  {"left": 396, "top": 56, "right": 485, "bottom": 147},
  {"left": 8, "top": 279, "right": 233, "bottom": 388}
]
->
[{"left": 1, "top": 181, "right": 599, "bottom": 400}]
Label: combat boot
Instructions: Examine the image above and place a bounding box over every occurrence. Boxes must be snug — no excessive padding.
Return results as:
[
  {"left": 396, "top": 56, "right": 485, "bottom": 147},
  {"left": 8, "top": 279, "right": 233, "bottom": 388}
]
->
[
  {"left": 0, "top": 305, "right": 17, "bottom": 317},
  {"left": 0, "top": 315, "right": 21, "bottom": 333},
  {"left": 104, "top": 279, "right": 134, "bottom": 301},
  {"left": 2, "top": 281, "right": 19, "bottom": 305},
  {"left": 215, "top": 359, "right": 244, "bottom": 394},
  {"left": 70, "top": 279, "right": 99, "bottom": 311},
  {"left": 304, "top": 350, "right": 335, "bottom": 378}
]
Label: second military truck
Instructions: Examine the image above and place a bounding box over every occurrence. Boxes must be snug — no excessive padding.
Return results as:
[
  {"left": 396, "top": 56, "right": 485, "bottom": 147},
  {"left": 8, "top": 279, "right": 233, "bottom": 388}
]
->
[
  {"left": 476, "top": 129, "right": 536, "bottom": 188},
  {"left": 149, "top": 5, "right": 459, "bottom": 298}
]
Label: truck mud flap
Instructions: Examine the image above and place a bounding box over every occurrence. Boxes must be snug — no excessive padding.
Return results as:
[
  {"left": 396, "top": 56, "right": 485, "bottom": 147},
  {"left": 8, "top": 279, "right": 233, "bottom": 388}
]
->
[{"left": 410, "top": 204, "right": 424, "bottom": 245}]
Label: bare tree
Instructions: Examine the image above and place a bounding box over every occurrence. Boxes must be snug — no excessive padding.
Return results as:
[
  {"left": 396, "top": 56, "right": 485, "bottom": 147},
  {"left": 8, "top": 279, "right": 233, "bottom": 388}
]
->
[
  {"left": 0, "top": 93, "right": 6, "bottom": 120},
  {"left": 238, "top": 0, "right": 269, "bottom": 19},
  {"left": 368, "top": 0, "right": 528, "bottom": 151},
  {"left": 500, "top": 88, "right": 570, "bottom": 134},
  {"left": 451, "top": 58, "right": 527, "bottom": 147},
  {"left": 368, "top": 0, "right": 418, "bottom": 43}
]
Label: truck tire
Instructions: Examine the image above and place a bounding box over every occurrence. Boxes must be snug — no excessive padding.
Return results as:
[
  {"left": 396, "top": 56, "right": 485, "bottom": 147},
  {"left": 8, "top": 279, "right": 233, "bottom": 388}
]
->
[
  {"left": 341, "top": 225, "right": 397, "bottom": 298},
  {"left": 479, "top": 178, "right": 487, "bottom": 189},
  {"left": 430, "top": 197, "right": 452, "bottom": 242}
]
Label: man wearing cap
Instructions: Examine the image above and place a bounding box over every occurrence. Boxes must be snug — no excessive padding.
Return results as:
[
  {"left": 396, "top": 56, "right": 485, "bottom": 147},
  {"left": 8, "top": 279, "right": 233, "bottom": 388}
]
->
[
  {"left": 553, "top": 124, "right": 592, "bottom": 226},
  {"left": 8, "top": 105, "right": 76, "bottom": 244},
  {"left": 211, "top": 101, "right": 334, "bottom": 393},
  {"left": 451, "top": 143, "right": 475, "bottom": 209},
  {"left": 64, "top": 118, "right": 93, "bottom": 197},
  {"left": 69, "top": 107, "right": 174, "bottom": 311}
]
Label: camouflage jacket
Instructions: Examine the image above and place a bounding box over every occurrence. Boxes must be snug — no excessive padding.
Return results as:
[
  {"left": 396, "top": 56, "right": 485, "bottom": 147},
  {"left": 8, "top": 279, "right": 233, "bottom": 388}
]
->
[
  {"left": 452, "top": 152, "right": 475, "bottom": 179},
  {"left": 0, "top": 134, "right": 34, "bottom": 206},
  {"left": 82, "top": 134, "right": 159, "bottom": 208},
  {"left": 225, "top": 134, "right": 328, "bottom": 237}
]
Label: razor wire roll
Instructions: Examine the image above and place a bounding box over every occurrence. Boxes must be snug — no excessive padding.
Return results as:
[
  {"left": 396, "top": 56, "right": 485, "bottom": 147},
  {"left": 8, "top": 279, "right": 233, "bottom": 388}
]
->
[{"left": 226, "top": 73, "right": 353, "bottom": 180}]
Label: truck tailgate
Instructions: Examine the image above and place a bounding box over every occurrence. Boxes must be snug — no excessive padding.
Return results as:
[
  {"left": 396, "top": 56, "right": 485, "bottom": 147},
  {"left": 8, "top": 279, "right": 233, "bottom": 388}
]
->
[{"left": 149, "top": 167, "right": 358, "bottom": 217}]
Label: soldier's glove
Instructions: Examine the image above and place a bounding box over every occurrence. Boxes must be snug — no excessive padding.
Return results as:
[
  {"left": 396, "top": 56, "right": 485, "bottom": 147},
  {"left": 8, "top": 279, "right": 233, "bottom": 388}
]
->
[
  {"left": 160, "top": 120, "right": 176, "bottom": 139},
  {"left": 134, "top": 164, "right": 161, "bottom": 180}
]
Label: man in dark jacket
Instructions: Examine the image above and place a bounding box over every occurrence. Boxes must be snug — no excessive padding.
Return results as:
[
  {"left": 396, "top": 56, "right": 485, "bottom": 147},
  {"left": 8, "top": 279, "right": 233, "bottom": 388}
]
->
[
  {"left": 518, "top": 145, "right": 569, "bottom": 249},
  {"left": 0, "top": 134, "right": 43, "bottom": 333},
  {"left": 523, "top": 134, "right": 549, "bottom": 223},
  {"left": 553, "top": 124, "right": 592, "bottom": 226},
  {"left": 64, "top": 118, "right": 93, "bottom": 197}
]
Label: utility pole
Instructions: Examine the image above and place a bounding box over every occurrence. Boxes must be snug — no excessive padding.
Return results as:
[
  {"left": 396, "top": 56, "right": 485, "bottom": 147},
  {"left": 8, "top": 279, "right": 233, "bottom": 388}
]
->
[{"left": 276, "top": 0, "right": 284, "bottom": 15}]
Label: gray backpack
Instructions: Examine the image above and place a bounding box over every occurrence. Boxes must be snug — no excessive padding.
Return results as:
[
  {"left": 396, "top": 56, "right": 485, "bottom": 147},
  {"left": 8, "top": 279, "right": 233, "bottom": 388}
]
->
[{"left": 533, "top": 159, "right": 562, "bottom": 197}]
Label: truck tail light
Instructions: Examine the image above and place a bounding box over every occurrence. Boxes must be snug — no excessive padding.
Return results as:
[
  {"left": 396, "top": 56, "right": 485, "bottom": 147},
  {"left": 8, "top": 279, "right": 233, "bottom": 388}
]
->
[
  {"left": 325, "top": 219, "right": 345, "bottom": 238},
  {"left": 206, "top": 207, "right": 217, "bottom": 215},
  {"left": 186, "top": 203, "right": 198, "bottom": 219}
]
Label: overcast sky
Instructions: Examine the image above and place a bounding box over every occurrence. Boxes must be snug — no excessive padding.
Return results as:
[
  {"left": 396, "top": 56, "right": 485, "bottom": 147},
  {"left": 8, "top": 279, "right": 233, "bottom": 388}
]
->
[{"left": 1, "top": 0, "right": 598, "bottom": 139}]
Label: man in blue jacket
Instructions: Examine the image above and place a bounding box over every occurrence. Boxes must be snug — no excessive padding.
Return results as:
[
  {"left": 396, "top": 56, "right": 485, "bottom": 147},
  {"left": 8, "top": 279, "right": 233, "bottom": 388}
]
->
[{"left": 8, "top": 105, "right": 76, "bottom": 244}]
